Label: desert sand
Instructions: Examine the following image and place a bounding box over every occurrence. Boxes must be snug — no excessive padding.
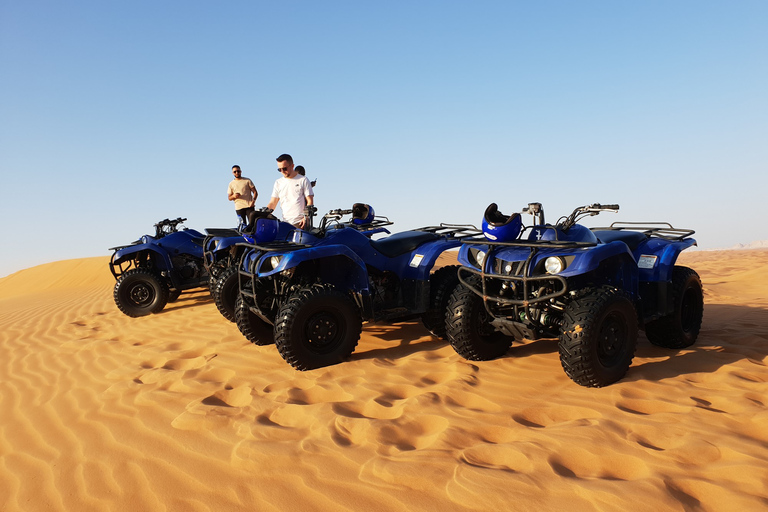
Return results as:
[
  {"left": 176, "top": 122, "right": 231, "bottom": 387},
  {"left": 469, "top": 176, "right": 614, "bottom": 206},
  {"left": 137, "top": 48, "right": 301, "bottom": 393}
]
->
[{"left": 1, "top": 249, "right": 767, "bottom": 511}]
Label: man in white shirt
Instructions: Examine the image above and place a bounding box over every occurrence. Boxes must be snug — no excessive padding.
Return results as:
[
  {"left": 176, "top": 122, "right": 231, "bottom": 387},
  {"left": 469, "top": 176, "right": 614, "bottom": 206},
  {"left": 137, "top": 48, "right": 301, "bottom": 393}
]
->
[{"left": 266, "top": 154, "right": 315, "bottom": 229}]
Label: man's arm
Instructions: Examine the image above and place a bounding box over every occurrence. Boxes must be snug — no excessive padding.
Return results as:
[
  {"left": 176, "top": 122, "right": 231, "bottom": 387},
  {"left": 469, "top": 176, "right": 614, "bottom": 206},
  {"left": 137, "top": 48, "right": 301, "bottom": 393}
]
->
[
  {"left": 267, "top": 197, "right": 279, "bottom": 210},
  {"left": 304, "top": 178, "right": 314, "bottom": 206},
  {"left": 228, "top": 186, "right": 238, "bottom": 201},
  {"left": 249, "top": 184, "right": 258, "bottom": 207}
]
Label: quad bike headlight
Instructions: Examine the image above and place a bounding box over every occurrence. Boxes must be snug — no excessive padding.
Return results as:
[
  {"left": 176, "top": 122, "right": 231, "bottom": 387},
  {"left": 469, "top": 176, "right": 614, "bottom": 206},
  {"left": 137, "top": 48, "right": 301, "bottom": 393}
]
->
[
  {"left": 259, "top": 254, "right": 283, "bottom": 273},
  {"left": 468, "top": 248, "right": 487, "bottom": 269},
  {"left": 476, "top": 250, "right": 486, "bottom": 268},
  {"left": 544, "top": 256, "right": 566, "bottom": 275}
]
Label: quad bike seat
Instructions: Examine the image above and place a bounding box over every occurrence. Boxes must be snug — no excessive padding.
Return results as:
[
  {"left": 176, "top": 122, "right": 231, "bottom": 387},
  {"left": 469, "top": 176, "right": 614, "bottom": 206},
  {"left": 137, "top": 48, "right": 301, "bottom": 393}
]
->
[
  {"left": 593, "top": 230, "right": 648, "bottom": 251},
  {"left": 370, "top": 231, "right": 439, "bottom": 258},
  {"left": 205, "top": 228, "right": 242, "bottom": 237}
]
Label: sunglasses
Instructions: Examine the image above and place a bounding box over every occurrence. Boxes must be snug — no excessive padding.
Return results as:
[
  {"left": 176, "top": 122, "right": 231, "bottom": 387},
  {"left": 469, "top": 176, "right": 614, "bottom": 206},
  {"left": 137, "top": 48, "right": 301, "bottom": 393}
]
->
[{"left": 277, "top": 167, "right": 290, "bottom": 172}]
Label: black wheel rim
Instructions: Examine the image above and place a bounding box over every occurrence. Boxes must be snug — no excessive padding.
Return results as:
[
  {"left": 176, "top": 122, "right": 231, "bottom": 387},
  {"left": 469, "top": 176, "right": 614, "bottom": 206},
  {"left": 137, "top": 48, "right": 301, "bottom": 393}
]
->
[
  {"left": 304, "top": 310, "right": 344, "bottom": 354},
  {"left": 597, "top": 311, "right": 627, "bottom": 367},
  {"left": 128, "top": 282, "right": 154, "bottom": 307}
]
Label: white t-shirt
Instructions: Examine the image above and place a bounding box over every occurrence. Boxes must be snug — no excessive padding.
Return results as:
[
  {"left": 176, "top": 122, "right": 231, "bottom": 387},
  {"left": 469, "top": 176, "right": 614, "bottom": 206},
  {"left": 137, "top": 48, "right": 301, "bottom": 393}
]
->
[{"left": 271, "top": 174, "right": 314, "bottom": 225}]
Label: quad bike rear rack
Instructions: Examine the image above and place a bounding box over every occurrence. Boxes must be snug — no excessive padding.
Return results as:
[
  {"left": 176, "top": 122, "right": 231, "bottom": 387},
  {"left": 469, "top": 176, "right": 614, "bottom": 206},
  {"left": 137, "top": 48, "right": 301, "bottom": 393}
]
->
[
  {"left": 415, "top": 223, "right": 481, "bottom": 239},
  {"left": 590, "top": 222, "right": 695, "bottom": 241}
]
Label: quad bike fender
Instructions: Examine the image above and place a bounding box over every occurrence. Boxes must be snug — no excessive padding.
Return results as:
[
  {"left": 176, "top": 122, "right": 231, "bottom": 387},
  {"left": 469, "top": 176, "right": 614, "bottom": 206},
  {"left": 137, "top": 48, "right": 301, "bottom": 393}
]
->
[
  {"left": 559, "top": 241, "right": 637, "bottom": 278},
  {"left": 203, "top": 235, "right": 245, "bottom": 272},
  {"left": 157, "top": 230, "right": 206, "bottom": 258},
  {"left": 111, "top": 244, "right": 174, "bottom": 273},
  {"left": 390, "top": 239, "right": 463, "bottom": 281},
  {"left": 207, "top": 235, "right": 243, "bottom": 257},
  {"left": 456, "top": 243, "right": 482, "bottom": 269},
  {"left": 256, "top": 245, "right": 370, "bottom": 291},
  {"left": 633, "top": 237, "right": 697, "bottom": 282}
]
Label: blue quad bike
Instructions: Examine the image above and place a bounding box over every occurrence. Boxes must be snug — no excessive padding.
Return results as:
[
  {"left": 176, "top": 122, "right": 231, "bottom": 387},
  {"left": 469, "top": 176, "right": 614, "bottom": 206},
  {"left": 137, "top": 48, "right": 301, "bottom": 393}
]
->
[
  {"left": 202, "top": 208, "right": 296, "bottom": 322},
  {"left": 446, "top": 202, "right": 704, "bottom": 387},
  {"left": 234, "top": 203, "right": 481, "bottom": 370},
  {"left": 109, "top": 217, "right": 210, "bottom": 317}
]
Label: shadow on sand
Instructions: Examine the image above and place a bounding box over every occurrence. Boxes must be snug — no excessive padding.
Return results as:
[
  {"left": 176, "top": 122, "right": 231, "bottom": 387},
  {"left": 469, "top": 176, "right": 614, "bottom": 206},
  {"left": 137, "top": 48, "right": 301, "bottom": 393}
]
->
[
  {"left": 351, "top": 303, "right": 768, "bottom": 383},
  {"left": 164, "top": 293, "right": 768, "bottom": 382}
]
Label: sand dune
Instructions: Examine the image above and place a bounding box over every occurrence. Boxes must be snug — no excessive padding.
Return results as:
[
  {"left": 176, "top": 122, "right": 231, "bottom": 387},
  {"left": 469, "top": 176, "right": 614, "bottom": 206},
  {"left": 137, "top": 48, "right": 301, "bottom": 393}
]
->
[{"left": 1, "top": 250, "right": 767, "bottom": 511}]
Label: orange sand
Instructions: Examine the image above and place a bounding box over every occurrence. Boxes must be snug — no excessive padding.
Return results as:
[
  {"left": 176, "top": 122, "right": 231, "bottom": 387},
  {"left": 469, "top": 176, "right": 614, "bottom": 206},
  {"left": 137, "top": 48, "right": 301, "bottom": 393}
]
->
[{"left": 1, "top": 250, "right": 767, "bottom": 511}]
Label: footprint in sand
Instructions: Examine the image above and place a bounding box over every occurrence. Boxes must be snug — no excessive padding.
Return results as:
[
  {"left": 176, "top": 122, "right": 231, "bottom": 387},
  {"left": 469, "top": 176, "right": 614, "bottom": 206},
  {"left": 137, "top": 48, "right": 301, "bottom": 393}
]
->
[
  {"left": 460, "top": 443, "right": 533, "bottom": 473},
  {"left": 445, "top": 390, "right": 502, "bottom": 413},
  {"left": 331, "top": 416, "right": 376, "bottom": 447},
  {"left": 162, "top": 356, "right": 209, "bottom": 371},
  {"left": 474, "top": 425, "right": 521, "bottom": 444},
  {"left": 666, "top": 437, "right": 722, "bottom": 465},
  {"left": 730, "top": 369, "right": 768, "bottom": 383},
  {"left": 614, "top": 388, "right": 692, "bottom": 415},
  {"left": 547, "top": 446, "right": 650, "bottom": 480},
  {"left": 377, "top": 415, "right": 449, "bottom": 452},
  {"left": 196, "top": 367, "right": 237, "bottom": 383},
  {"left": 171, "top": 384, "right": 254, "bottom": 431},
  {"left": 333, "top": 398, "right": 406, "bottom": 420},
  {"left": 690, "top": 396, "right": 727, "bottom": 413},
  {"left": 512, "top": 405, "right": 602, "bottom": 428},
  {"left": 209, "top": 385, "right": 253, "bottom": 408},
  {"left": 664, "top": 478, "right": 765, "bottom": 510},
  {"left": 285, "top": 383, "right": 354, "bottom": 405}
]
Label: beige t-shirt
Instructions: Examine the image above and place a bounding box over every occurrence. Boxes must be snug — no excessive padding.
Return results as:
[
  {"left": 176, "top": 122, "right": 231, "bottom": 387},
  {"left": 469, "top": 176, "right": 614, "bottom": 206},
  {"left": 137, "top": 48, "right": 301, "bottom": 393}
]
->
[{"left": 228, "top": 178, "right": 256, "bottom": 210}]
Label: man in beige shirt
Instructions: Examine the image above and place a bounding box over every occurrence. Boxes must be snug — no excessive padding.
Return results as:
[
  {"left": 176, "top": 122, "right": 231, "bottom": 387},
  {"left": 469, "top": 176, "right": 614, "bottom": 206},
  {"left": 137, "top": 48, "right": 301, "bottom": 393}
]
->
[{"left": 227, "top": 165, "right": 257, "bottom": 227}]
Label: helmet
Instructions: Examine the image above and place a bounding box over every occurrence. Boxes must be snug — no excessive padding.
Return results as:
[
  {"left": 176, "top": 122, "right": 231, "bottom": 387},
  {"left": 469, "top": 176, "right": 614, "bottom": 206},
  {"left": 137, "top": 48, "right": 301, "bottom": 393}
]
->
[
  {"left": 352, "top": 203, "right": 375, "bottom": 225},
  {"left": 254, "top": 218, "right": 279, "bottom": 243},
  {"left": 482, "top": 203, "right": 522, "bottom": 242}
]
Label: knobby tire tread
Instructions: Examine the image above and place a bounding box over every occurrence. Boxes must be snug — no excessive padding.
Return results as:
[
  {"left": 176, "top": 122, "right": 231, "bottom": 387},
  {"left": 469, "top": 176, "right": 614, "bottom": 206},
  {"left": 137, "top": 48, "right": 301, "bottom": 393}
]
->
[{"left": 559, "top": 286, "right": 637, "bottom": 387}]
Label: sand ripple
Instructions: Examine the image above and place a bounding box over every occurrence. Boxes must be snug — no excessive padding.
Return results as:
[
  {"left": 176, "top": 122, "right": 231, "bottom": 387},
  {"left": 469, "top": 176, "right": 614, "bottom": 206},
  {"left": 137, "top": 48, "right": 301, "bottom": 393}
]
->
[{"left": 1, "top": 252, "right": 768, "bottom": 510}]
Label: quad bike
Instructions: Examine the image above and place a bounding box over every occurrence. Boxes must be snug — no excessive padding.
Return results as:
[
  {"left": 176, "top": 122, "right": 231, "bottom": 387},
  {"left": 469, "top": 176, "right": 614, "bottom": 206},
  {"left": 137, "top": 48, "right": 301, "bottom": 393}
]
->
[
  {"left": 109, "top": 217, "right": 209, "bottom": 317},
  {"left": 446, "top": 202, "right": 703, "bottom": 387},
  {"left": 202, "top": 208, "right": 295, "bottom": 322},
  {"left": 235, "top": 203, "right": 480, "bottom": 370}
]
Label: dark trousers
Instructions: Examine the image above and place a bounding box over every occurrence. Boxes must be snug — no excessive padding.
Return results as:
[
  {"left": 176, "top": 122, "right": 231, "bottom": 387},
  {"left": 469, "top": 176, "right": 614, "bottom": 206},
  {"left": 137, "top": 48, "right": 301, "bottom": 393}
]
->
[{"left": 236, "top": 207, "right": 255, "bottom": 229}]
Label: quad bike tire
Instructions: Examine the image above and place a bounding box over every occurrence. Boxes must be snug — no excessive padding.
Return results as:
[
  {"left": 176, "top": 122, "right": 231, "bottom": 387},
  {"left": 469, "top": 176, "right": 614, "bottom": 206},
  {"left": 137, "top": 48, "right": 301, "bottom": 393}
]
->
[
  {"left": 559, "top": 286, "right": 638, "bottom": 387},
  {"left": 114, "top": 268, "right": 170, "bottom": 317},
  {"left": 445, "top": 277, "right": 512, "bottom": 360},
  {"left": 421, "top": 265, "right": 460, "bottom": 339},
  {"left": 213, "top": 266, "right": 239, "bottom": 322},
  {"left": 274, "top": 283, "right": 362, "bottom": 370},
  {"left": 235, "top": 295, "right": 274, "bottom": 345},
  {"left": 644, "top": 266, "right": 703, "bottom": 349},
  {"left": 168, "top": 289, "right": 182, "bottom": 303}
]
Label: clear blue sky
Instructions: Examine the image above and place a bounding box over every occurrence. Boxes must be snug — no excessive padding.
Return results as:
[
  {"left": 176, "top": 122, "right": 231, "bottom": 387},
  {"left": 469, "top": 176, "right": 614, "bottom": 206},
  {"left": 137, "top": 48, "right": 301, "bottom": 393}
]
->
[{"left": 1, "top": 1, "right": 766, "bottom": 277}]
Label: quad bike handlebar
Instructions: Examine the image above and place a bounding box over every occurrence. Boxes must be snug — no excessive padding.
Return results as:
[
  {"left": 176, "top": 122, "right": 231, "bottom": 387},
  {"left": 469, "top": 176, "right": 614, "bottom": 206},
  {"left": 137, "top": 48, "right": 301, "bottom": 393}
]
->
[
  {"left": 519, "top": 203, "right": 619, "bottom": 233},
  {"left": 557, "top": 203, "right": 619, "bottom": 232},
  {"left": 154, "top": 217, "right": 187, "bottom": 238}
]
